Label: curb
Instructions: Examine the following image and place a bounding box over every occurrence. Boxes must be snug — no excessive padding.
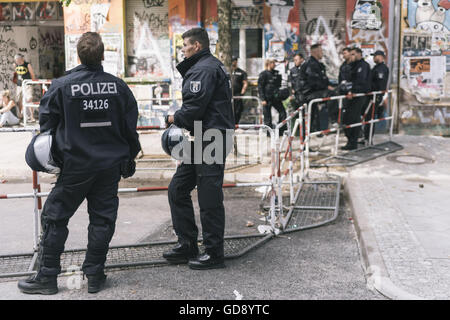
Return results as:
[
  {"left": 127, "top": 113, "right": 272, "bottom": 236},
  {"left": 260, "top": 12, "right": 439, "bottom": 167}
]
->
[{"left": 343, "top": 175, "right": 427, "bottom": 300}]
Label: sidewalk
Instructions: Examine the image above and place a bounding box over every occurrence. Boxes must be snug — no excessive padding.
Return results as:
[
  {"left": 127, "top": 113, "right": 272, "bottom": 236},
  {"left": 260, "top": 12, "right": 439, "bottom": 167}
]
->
[
  {"left": 345, "top": 134, "right": 450, "bottom": 299},
  {"left": 1, "top": 130, "right": 449, "bottom": 299}
]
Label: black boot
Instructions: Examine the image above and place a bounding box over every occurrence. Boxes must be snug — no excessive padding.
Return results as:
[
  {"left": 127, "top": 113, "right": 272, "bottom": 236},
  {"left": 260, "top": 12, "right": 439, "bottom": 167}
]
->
[
  {"left": 188, "top": 252, "right": 225, "bottom": 270},
  {"left": 163, "top": 242, "right": 199, "bottom": 264},
  {"left": 340, "top": 143, "right": 357, "bottom": 151},
  {"left": 87, "top": 273, "right": 107, "bottom": 294},
  {"left": 18, "top": 272, "right": 58, "bottom": 295}
]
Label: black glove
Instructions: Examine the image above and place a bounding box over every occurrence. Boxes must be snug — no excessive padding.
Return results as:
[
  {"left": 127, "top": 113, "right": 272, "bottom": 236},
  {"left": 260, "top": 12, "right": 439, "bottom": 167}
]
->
[{"left": 120, "top": 159, "right": 136, "bottom": 179}]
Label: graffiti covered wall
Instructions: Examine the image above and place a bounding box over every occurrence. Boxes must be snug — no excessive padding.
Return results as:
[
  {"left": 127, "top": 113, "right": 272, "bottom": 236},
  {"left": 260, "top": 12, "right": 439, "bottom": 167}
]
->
[
  {"left": 300, "top": 0, "right": 347, "bottom": 80},
  {"left": 399, "top": 0, "right": 450, "bottom": 135},
  {"left": 126, "top": 0, "right": 170, "bottom": 79}
]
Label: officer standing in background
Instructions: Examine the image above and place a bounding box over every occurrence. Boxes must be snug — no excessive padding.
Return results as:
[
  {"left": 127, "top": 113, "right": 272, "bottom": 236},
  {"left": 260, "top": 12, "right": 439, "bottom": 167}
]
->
[
  {"left": 342, "top": 47, "right": 371, "bottom": 150},
  {"left": 338, "top": 47, "right": 353, "bottom": 88},
  {"left": 164, "top": 28, "right": 234, "bottom": 270},
  {"left": 18, "top": 32, "right": 141, "bottom": 295},
  {"left": 299, "top": 44, "right": 334, "bottom": 133},
  {"left": 288, "top": 53, "right": 305, "bottom": 109},
  {"left": 363, "top": 50, "right": 389, "bottom": 144},
  {"left": 231, "top": 56, "right": 248, "bottom": 124},
  {"left": 257, "top": 58, "right": 287, "bottom": 134}
]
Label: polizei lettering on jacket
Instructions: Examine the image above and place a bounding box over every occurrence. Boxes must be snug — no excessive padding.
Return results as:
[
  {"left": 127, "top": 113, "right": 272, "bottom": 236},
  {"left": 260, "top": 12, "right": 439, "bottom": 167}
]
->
[{"left": 70, "top": 82, "right": 118, "bottom": 97}]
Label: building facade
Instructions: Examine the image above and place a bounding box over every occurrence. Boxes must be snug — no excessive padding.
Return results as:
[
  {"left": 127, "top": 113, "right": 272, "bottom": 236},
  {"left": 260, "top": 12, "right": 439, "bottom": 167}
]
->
[{"left": 0, "top": 0, "right": 448, "bottom": 135}]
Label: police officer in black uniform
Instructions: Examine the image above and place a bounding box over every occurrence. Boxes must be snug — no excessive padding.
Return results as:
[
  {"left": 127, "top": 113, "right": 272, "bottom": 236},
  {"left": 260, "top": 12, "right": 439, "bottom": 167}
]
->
[
  {"left": 299, "top": 44, "right": 334, "bottom": 132},
  {"left": 258, "top": 58, "right": 287, "bottom": 134},
  {"left": 18, "top": 32, "right": 141, "bottom": 295},
  {"left": 288, "top": 53, "right": 305, "bottom": 109},
  {"left": 342, "top": 47, "right": 371, "bottom": 150},
  {"left": 231, "top": 56, "right": 248, "bottom": 124},
  {"left": 338, "top": 47, "right": 353, "bottom": 88},
  {"left": 164, "top": 28, "right": 234, "bottom": 270},
  {"left": 363, "top": 50, "right": 389, "bottom": 143}
]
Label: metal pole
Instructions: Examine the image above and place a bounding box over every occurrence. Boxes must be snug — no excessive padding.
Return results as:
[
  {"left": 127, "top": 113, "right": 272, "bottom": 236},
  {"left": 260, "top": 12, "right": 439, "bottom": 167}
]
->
[
  {"left": 389, "top": 91, "right": 395, "bottom": 140},
  {"left": 334, "top": 97, "right": 343, "bottom": 156},
  {"left": 369, "top": 93, "right": 377, "bottom": 146}
]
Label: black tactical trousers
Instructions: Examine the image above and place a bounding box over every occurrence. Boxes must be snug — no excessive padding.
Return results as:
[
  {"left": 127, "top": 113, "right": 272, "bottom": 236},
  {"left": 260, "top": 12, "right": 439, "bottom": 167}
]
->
[
  {"left": 168, "top": 162, "right": 225, "bottom": 258},
  {"left": 233, "top": 99, "right": 244, "bottom": 125},
  {"left": 343, "top": 96, "right": 368, "bottom": 146},
  {"left": 37, "top": 165, "right": 121, "bottom": 276},
  {"left": 263, "top": 99, "right": 287, "bottom": 134}
]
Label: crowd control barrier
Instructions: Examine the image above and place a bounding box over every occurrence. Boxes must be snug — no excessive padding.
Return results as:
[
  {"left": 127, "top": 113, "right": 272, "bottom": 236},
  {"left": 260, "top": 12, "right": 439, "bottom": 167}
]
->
[
  {"left": 1, "top": 87, "right": 408, "bottom": 278},
  {"left": 21, "top": 80, "right": 52, "bottom": 126},
  {"left": 304, "top": 89, "right": 402, "bottom": 169}
]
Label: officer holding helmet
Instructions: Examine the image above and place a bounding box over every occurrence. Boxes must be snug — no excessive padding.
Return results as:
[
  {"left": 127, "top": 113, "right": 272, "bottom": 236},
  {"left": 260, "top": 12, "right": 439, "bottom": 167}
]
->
[
  {"left": 164, "top": 27, "right": 234, "bottom": 270},
  {"left": 18, "top": 32, "right": 141, "bottom": 295}
]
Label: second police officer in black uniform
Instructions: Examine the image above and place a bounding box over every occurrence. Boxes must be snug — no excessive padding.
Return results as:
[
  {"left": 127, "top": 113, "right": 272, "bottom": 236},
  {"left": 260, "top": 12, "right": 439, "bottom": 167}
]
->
[
  {"left": 288, "top": 53, "right": 305, "bottom": 109},
  {"left": 164, "top": 28, "right": 234, "bottom": 270},
  {"left": 299, "top": 44, "right": 334, "bottom": 133},
  {"left": 18, "top": 32, "right": 141, "bottom": 295},
  {"left": 363, "top": 50, "right": 389, "bottom": 143},
  {"left": 342, "top": 47, "right": 371, "bottom": 150},
  {"left": 257, "top": 58, "right": 287, "bottom": 134},
  {"left": 231, "top": 56, "right": 248, "bottom": 124}
]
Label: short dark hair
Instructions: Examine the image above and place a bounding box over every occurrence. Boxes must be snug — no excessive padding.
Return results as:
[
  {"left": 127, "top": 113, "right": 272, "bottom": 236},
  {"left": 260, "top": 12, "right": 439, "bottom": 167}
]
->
[
  {"left": 350, "top": 47, "right": 362, "bottom": 54},
  {"left": 182, "top": 28, "right": 210, "bottom": 49},
  {"left": 294, "top": 53, "right": 304, "bottom": 59},
  {"left": 310, "top": 43, "right": 322, "bottom": 51},
  {"left": 77, "top": 32, "right": 104, "bottom": 66},
  {"left": 342, "top": 47, "right": 351, "bottom": 53}
]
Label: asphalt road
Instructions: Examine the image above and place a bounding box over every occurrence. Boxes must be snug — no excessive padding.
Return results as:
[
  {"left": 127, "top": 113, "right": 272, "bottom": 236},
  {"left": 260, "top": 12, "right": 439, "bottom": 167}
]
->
[{"left": 0, "top": 184, "right": 385, "bottom": 300}]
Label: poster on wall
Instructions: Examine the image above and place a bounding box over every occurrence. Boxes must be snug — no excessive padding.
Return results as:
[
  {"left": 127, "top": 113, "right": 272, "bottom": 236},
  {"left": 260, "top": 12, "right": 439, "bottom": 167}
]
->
[
  {"left": 346, "top": 0, "right": 390, "bottom": 60},
  {"left": 101, "top": 33, "right": 124, "bottom": 77},
  {"left": 263, "top": 0, "right": 300, "bottom": 63}
]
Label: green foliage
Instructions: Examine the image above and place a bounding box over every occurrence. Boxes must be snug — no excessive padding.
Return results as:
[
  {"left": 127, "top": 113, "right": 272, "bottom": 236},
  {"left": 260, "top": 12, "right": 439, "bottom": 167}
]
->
[{"left": 59, "top": 0, "right": 72, "bottom": 7}]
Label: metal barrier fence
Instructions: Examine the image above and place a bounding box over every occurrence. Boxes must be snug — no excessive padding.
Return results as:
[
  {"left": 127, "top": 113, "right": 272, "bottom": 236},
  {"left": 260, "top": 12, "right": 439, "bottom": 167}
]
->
[
  {"left": 304, "top": 90, "right": 398, "bottom": 169},
  {"left": 0, "top": 88, "right": 406, "bottom": 279},
  {"left": 21, "top": 80, "right": 52, "bottom": 126}
]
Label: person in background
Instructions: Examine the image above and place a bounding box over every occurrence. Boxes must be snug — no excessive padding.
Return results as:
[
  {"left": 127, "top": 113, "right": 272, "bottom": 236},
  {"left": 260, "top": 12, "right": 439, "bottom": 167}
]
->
[
  {"left": 231, "top": 56, "right": 248, "bottom": 124},
  {"left": 257, "top": 58, "right": 287, "bottom": 134},
  {"left": 0, "top": 90, "right": 20, "bottom": 127},
  {"left": 363, "top": 50, "right": 389, "bottom": 144},
  {"left": 299, "top": 44, "right": 335, "bottom": 133},
  {"left": 341, "top": 47, "right": 371, "bottom": 150},
  {"left": 13, "top": 53, "right": 37, "bottom": 122},
  {"left": 288, "top": 53, "right": 305, "bottom": 109}
]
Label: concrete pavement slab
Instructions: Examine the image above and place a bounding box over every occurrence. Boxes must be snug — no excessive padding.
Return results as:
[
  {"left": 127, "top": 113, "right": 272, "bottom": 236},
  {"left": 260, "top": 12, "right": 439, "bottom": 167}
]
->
[{"left": 345, "top": 134, "right": 450, "bottom": 299}]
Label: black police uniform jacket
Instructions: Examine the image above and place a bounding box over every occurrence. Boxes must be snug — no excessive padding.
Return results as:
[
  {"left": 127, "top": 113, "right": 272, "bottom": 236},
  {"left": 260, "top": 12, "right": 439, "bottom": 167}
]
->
[
  {"left": 371, "top": 62, "right": 389, "bottom": 92},
  {"left": 299, "top": 56, "right": 330, "bottom": 95},
  {"left": 231, "top": 67, "right": 248, "bottom": 95},
  {"left": 258, "top": 69, "right": 282, "bottom": 102},
  {"left": 350, "top": 58, "right": 372, "bottom": 93},
  {"left": 39, "top": 64, "right": 141, "bottom": 174},
  {"left": 288, "top": 64, "right": 305, "bottom": 93},
  {"left": 174, "top": 48, "right": 234, "bottom": 135},
  {"left": 338, "top": 61, "right": 352, "bottom": 84}
]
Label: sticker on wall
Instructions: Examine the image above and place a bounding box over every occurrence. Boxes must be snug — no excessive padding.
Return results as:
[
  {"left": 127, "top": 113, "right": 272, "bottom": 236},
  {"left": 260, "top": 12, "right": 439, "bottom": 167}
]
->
[{"left": 351, "top": 0, "right": 383, "bottom": 30}]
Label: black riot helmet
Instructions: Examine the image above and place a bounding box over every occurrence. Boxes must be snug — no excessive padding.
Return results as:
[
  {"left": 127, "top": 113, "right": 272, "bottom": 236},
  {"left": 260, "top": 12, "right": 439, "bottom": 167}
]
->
[
  {"left": 25, "top": 131, "right": 61, "bottom": 174},
  {"left": 161, "top": 124, "right": 186, "bottom": 160}
]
